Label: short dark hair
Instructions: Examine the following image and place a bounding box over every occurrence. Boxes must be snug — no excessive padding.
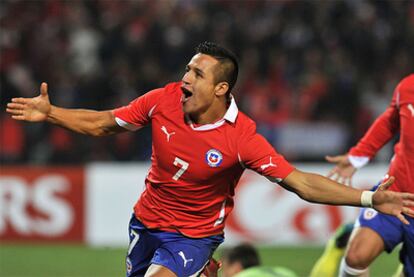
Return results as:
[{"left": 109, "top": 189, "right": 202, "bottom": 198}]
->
[
  {"left": 195, "top": 41, "right": 239, "bottom": 94},
  {"left": 221, "top": 243, "right": 260, "bottom": 269}
]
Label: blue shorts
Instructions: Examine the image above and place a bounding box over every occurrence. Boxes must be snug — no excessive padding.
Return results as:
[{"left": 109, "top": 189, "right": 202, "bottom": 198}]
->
[
  {"left": 356, "top": 207, "right": 414, "bottom": 277},
  {"left": 125, "top": 215, "right": 224, "bottom": 277}
]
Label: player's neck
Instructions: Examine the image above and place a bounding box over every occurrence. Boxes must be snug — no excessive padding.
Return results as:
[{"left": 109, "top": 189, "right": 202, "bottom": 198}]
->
[{"left": 189, "top": 99, "right": 228, "bottom": 125}]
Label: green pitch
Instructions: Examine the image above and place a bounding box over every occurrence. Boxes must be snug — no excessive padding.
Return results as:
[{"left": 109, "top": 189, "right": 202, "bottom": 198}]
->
[{"left": 0, "top": 244, "right": 399, "bottom": 276}]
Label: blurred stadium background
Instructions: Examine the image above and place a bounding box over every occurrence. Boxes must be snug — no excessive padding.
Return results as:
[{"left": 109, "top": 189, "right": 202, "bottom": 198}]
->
[{"left": 1, "top": 0, "right": 413, "bottom": 276}]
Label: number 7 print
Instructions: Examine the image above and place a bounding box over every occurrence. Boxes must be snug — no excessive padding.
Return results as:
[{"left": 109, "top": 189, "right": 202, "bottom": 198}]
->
[
  {"left": 173, "top": 157, "right": 189, "bottom": 181},
  {"left": 128, "top": 229, "right": 140, "bottom": 255}
]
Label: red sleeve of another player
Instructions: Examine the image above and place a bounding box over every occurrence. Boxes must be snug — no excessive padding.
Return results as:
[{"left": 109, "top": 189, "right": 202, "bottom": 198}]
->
[
  {"left": 112, "top": 88, "right": 163, "bottom": 131},
  {"left": 239, "top": 123, "right": 294, "bottom": 181},
  {"left": 349, "top": 85, "right": 400, "bottom": 158}
]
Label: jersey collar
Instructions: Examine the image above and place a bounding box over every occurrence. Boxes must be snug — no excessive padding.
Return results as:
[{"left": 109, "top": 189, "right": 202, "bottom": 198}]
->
[{"left": 223, "top": 95, "right": 238, "bottom": 123}]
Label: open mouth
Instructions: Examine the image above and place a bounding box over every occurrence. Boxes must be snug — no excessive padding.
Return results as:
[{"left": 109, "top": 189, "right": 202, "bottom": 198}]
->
[{"left": 181, "top": 87, "right": 193, "bottom": 102}]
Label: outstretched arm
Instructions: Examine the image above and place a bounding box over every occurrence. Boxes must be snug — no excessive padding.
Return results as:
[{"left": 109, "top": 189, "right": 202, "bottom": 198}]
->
[
  {"left": 281, "top": 169, "right": 414, "bottom": 224},
  {"left": 6, "top": 82, "right": 124, "bottom": 136}
]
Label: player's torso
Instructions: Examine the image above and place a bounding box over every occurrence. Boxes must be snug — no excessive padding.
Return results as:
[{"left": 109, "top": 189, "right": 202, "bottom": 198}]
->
[
  {"left": 398, "top": 80, "right": 414, "bottom": 157},
  {"left": 390, "top": 75, "right": 414, "bottom": 192},
  {"left": 148, "top": 90, "right": 243, "bottom": 194}
]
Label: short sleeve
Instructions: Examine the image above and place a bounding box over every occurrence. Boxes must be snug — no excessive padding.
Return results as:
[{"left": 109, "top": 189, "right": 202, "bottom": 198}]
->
[
  {"left": 112, "top": 88, "right": 164, "bottom": 131},
  {"left": 239, "top": 123, "right": 294, "bottom": 182}
]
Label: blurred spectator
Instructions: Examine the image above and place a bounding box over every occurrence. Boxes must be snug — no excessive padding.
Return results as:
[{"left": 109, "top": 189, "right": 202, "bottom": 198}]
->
[
  {"left": 1, "top": 0, "right": 413, "bottom": 164},
  {"left": 0, "top": 113, "right": 24, "bottom": 163}
]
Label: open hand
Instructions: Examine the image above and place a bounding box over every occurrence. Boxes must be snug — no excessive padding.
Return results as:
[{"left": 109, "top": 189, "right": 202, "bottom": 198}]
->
[
  {"left": 326, "top": 154, "right": 357, "bottom": 186},
  {"left": 6, "top": 82, "right": 51, "bottom": 122},
  {"left": 373, "top": 176, "right": 414, "bottom": 225}
]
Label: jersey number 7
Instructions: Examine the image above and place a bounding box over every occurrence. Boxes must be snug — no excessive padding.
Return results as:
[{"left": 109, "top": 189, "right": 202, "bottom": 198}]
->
[{"left": 173, "top": 157, "right": 189, "bottom": 181}]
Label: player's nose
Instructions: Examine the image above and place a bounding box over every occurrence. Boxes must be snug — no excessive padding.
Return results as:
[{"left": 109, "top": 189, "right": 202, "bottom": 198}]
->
[{"left": 181, "top": 71, "right": 193, "bottom": 85}]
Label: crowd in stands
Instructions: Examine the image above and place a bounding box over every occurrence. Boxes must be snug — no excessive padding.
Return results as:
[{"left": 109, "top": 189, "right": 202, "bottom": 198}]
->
[{"left": 1, "top": 0, "right": 413, "bottom": 164}]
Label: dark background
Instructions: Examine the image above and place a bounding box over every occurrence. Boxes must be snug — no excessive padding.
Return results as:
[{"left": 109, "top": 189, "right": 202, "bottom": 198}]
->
[{"left": 1, "top": 0, "right": 413, "bottom": 164}]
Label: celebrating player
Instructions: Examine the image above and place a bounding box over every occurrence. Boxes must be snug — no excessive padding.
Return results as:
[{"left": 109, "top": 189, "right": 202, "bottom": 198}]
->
[
  {"left": 326, "top": 74, "right": 414, "bottom": 277},
  {"left": 6, "top": 42, "right": 414, "bottom": 277}
]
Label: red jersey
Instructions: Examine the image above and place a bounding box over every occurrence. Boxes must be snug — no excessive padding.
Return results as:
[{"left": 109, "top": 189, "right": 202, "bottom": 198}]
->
[
  {"left": 113, "top": 82, "right": 294, "bottom": 237},
  {"left": 348, "top": 74, "right": 414, "bottom": 193}
]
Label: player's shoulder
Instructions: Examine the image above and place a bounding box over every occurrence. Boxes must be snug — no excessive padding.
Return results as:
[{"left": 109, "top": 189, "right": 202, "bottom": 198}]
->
[
  {"left": 234, "top": 111, "right": 257, "bottom": 136},
  {"left": 163, "top": 81, "right": 182, "bottom": 93},
  {"left": 146, "top": 82, "right": 181, "bottom": 98},
  {"left": 397, "top": 74, "right": 414, "bottom": 95},
  {"left": 146, "top": 82, "right": 181, "bottom": 105}
]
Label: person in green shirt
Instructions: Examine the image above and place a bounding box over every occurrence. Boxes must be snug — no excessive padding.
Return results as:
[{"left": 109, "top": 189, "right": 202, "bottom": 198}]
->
[
  {"left": 218, "top": 224, "right": 403, "bottom": 277},
  {"left": 220, "top": 243, "right": 297, "bottom": 277}
]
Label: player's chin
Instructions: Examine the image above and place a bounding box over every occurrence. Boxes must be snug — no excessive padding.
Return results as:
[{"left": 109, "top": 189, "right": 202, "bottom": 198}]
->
[
  {"left": 182, "top": 102, "right": 195, "bottom": 114},
  {"left": 182, "top": 104, "right": 189, "bottom": 114}
]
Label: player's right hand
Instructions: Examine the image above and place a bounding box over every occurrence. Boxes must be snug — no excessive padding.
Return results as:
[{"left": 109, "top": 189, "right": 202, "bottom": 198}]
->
[
  {"left": 326, "top": 154, "right": 357, "bottom": 186},
  {"left": 6, "top": 82, "right": 51, "bottom": 122}
]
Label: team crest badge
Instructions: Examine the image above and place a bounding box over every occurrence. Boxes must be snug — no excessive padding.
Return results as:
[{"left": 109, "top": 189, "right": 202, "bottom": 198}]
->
[
  {"left": 205, "top": 149, "right": 223, "bottom": 167},
  {"left": 363, "top": 208, "right": 378, "bottom": 220}
]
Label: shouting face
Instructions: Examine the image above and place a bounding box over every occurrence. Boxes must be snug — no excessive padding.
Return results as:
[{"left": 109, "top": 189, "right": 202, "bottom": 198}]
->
[{"left": 181, "top": 53, "right": 228, "bottom": 123}]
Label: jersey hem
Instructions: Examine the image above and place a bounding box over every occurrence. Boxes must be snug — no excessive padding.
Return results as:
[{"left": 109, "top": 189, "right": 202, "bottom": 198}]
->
[{"left": 134, "top": 213, "right": 225, "bottom": 238}]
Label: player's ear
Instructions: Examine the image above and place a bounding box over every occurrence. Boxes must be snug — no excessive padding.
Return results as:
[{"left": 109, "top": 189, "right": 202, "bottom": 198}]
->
[{"left": 214, "top": 82, "right": 229, "bottom": 97}]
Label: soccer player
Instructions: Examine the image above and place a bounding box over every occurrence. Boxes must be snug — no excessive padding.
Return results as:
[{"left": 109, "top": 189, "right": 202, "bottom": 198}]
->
[
  {"left": 326, "top": 74, "right": 414, "bottom": 277},
  {"left": 220, "top": 243, "right": 297, "bottom": 277},
  {"left": 310, "top": 223, "right": 354, "bottom": 277},
  {"left": 310, "top": 223, "right": 403, "bottom": 277},
  {"left": 6, "top": 42, "right": 414, "bottom": 277}
]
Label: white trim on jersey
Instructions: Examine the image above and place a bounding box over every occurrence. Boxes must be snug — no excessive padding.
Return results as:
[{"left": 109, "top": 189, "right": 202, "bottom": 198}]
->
[
  {"left": 348, "top": 155, "right": 370, "bottom": 169},
  {"left": 224, "top": 96, "right": 238, "bottom": 123},
  {"left": 396, "top": 90, "right": 400, "bottom": 109},
  {"left": 265, "top": 176, "right": 283, "bottom": 183},
  {"left": 148, "top": 105, "right": 157, "bottom": 117},
  {"left": 189, "top": 119, "right": 226, "bottom": 131},
  {"left": 237, "top": 153, "right": 246, "bottom": 169},
  {"left": 114, "top": 117, "right": 141, "bottom": 131},
  {"left": 213, "top": 200, "right": 226, "bottom": 227},
  {"left": 408, "top": 104, "right": 414, "bottom": 117}
]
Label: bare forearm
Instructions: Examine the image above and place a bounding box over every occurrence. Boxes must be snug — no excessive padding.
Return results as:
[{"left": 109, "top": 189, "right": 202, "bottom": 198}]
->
[
  {"left": 281, "top": 170, "right": 414, "bottom": 224},
  {"left": 282, "top": 170, "right": 363, "bottom": 206},
  {"left": 301, "top": 173, "right": 362, "bottom": 205},
  {"left": 47, "top": 106, "right": 118, "bottom": 136}
]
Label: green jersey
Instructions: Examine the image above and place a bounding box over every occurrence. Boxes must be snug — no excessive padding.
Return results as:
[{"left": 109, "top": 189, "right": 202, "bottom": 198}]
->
[{"left": 234, "top": 266, "right": 298, "bottom": 277}]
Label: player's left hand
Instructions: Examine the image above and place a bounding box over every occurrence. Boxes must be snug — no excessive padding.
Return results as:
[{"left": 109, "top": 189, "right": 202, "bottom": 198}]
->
[
  {"left": 372, "top": 176, "right": 414, "bottom": 224},
  {"left": 326, "top": 154, "right": 357, "bottom": 186}
]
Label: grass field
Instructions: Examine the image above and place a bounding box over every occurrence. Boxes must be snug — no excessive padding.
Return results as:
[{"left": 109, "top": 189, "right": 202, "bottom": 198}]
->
[{"left": 0, "top": 244, "right": 400, "bottom": 277}]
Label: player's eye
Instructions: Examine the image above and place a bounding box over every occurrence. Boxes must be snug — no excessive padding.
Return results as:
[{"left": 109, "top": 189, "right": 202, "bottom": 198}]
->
[{"left": 194, "top": 69, "right": 204, "bottom": 79}]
